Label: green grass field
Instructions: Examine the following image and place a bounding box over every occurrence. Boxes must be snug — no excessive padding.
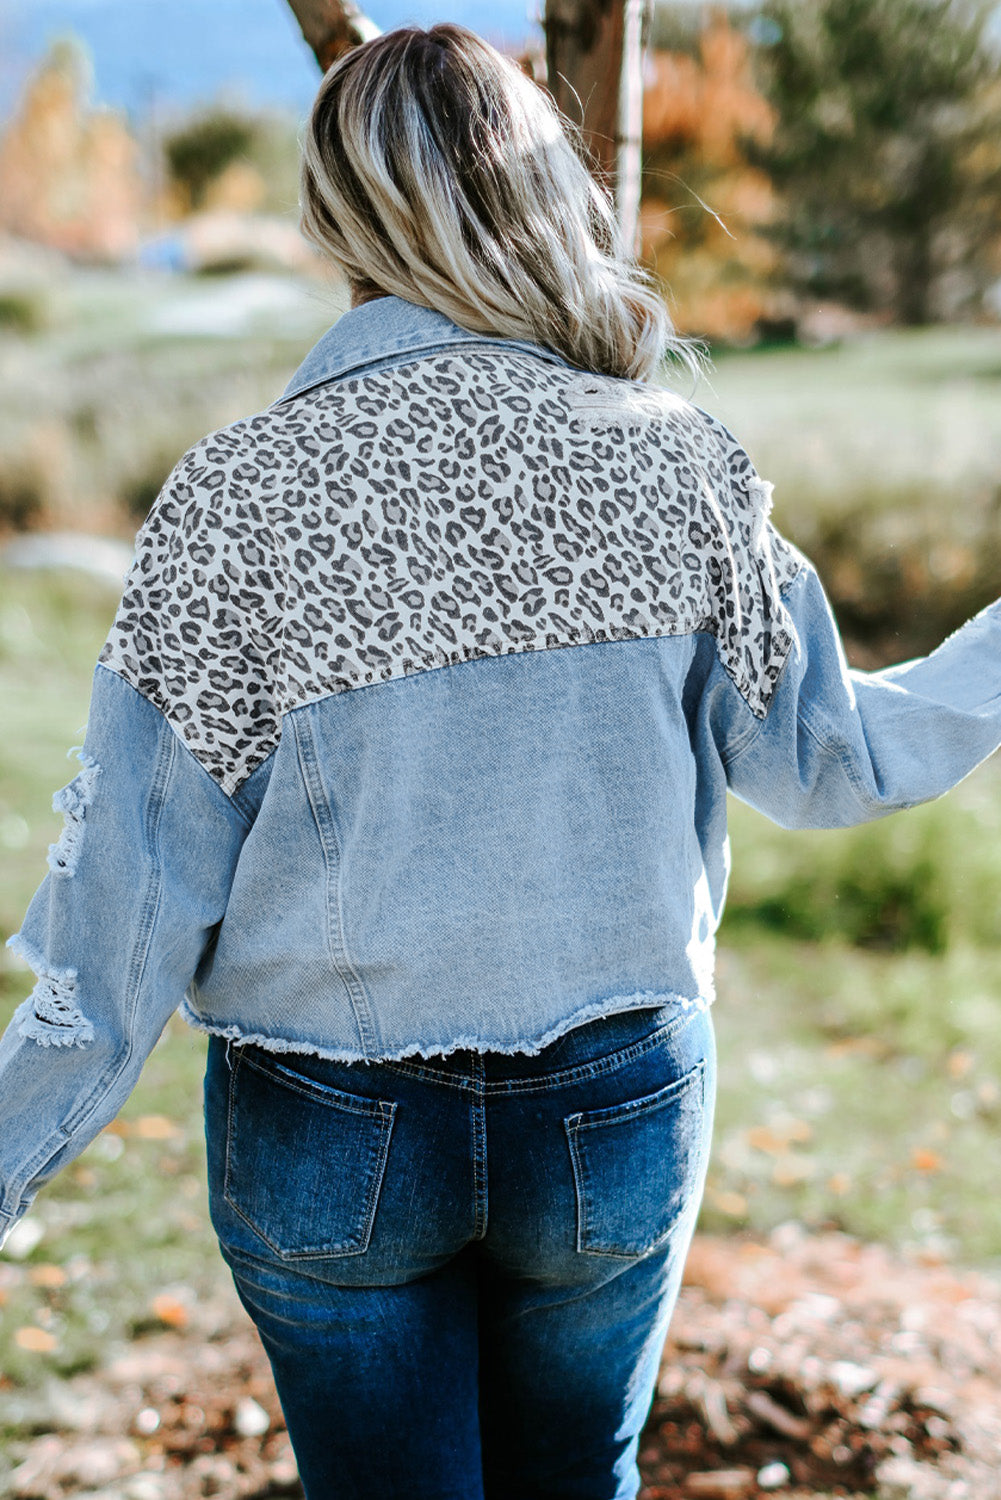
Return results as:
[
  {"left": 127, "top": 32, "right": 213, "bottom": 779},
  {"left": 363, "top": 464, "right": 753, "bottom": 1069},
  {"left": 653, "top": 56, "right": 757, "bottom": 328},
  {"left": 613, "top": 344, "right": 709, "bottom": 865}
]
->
[{"left": 1, "top": 316, "right": 1000, "bottom": 1409}]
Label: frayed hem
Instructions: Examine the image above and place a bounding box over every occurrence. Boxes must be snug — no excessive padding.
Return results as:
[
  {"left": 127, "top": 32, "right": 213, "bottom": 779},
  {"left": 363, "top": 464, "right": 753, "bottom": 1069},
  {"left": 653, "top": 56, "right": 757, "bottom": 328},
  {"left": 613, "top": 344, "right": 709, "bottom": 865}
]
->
[
  {"left": 6, "top": 932, "right": 95, "bottom": 1048},
  {"left": 17, "top": 1014, "right": 96, "bottom": 1047},
  {"left": 47, "top": 753, "right": 100, "bottom": 877},
  {"left": 180, "top": 989, "right": 713, "bottom": 1065}
]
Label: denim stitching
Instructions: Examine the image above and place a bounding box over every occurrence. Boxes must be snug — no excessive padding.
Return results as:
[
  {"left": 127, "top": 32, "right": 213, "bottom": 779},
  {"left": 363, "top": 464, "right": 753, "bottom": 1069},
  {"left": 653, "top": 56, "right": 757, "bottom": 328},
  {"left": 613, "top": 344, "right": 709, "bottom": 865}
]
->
[
  {"left": 223, "top": 1048, "right": 397, "bottom": 1260},
  {"left": 1, "top": 719, "right": 175, "bottom": 1209},
  {"left": 61, "top": 720, "right": 175, "bottom": 1139},
  {"left": 239, "top": 1047, "right": 397, "bottom": 1119},
  {"left": 292, "top": 713, "right": 379, "bottom": 1058},
  {"left": 565, "top": 1060, "right": 706, "bottom": 1258},
  {"left": 380, "top": 1002, "right": 706, "bottom": 1095},
  {"left": 470, "top": 1052, "right": 488, "bottom": 1240}
]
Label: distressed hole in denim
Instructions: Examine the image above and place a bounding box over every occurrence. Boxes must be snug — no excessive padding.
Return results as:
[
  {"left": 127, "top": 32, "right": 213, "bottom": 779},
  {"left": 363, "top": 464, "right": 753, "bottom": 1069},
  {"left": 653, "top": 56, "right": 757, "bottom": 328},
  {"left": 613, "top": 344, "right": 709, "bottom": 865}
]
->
[
  {"left": 746, "top": 476, "right": 775, "bottom": 548},
  {"left": 565, "top": 375, "right": 672, "bottom": 436},
  {"left": 6, "top": 932, "right": 94, "bottom": 1048},
  {"left": 47, "top": 754, "right": 101, "bottom": 877}
]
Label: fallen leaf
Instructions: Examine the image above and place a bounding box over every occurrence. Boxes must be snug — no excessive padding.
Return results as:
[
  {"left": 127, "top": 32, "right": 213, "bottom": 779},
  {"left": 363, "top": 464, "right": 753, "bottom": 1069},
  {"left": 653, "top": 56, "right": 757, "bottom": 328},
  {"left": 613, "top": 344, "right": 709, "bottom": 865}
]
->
[
  {"left": 746, "top": 1125, "right": 785, "bottom": 1154},
  {"left": 135, "top": 1115, "right": 181, "bottom": 1140},
  {"left": 747, "top": 1118, "right": 813, "bottom": 1154},
  {"left": 150, "top": 1293, "right": 189, "bottom": 1329},
  {"left": 708, "top": 1189, "right": 748, "bottom": 1217},
  {"left": 29, "top": 1264, "right": 67, "bottom": 1288},
  {"left": 947, "top": 1049, "right": 973, "bottom": 1080},
  {"left": 15, "top": 1326, "right": 58, "bottom": 1352},
  {"left": 684, "top": 1469, "right": 756, "bottom": 1498},
  {"left": 825, "top": 1036, "right": 886, "bottom": 1059},
  {"left": 771, "top": 1153, "right": 815, "bottom": 1186}
]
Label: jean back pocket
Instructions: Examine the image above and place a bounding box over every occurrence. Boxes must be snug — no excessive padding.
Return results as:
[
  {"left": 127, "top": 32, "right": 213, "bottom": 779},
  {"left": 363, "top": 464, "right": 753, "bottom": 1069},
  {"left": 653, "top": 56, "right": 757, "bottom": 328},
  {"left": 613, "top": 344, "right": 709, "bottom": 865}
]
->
[
  {"left": 224, "top": 1047, "right": 397, "bottom": 1260},
  {"left": 565, "top": 1058, "right": 706, "bottom": 1258}
]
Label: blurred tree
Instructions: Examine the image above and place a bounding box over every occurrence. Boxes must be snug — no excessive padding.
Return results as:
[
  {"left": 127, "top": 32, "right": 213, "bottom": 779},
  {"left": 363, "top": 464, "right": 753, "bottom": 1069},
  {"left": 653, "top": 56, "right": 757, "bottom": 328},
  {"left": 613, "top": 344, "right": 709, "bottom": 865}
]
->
[
  {"left": 642, "top": 10, "right": 778, "bottom": 341},
  {"left": 164, "top": 111, "right": 258, "bottom": 212},
  {"left": 752, "top": 0, "right": 1001, "bottom": 323},
  {"left": 0, "top": 38, "right": 141, "bottom": 259}
]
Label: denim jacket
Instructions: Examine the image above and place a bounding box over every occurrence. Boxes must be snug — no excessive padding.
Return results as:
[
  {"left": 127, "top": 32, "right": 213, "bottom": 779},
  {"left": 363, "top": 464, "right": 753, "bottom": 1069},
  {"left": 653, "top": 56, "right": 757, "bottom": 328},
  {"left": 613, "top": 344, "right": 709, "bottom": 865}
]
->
[{"left": 2, "top": 294, "right": 1001, "bottom": 1246}]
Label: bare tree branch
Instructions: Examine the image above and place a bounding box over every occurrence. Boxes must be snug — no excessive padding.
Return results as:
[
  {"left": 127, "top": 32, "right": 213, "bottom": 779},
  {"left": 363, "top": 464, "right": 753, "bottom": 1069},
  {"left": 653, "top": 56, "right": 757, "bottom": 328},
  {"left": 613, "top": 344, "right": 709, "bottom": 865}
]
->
[{"left": 284, "top": 0, "right": 380, "bottom": 72}]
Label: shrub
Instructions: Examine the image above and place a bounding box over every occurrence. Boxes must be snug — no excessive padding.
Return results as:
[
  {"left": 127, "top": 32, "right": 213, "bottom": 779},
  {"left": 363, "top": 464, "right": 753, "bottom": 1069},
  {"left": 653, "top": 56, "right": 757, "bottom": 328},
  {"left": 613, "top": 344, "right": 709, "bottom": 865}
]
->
[
  {"left": 0, "top": 291, "right": 47, "bottom": 334},
  {"left": 0, "top": 465, "right": 44, "bottom": 531},
  {"left": 164, "top": 111, "right": 257, "bottom": 211}
]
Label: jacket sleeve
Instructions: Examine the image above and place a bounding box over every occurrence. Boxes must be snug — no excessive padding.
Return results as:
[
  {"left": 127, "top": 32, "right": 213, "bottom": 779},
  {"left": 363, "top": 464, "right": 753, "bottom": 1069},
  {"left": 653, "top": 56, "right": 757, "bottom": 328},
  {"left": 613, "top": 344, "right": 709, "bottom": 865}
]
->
[
  {"left": 0, "top": 435, "right": 281, "bottom": 1249},
  {"left": 707, "top": 549, "right": 1001, "bottom": 829}
]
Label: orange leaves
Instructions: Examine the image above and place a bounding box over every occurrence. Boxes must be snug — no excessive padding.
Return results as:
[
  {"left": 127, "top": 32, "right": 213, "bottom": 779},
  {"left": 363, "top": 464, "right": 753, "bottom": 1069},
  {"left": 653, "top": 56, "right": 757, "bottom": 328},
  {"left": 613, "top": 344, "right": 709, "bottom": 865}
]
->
[
  {"left": 640, "top": 12, "right": 779, "bottom": 340},
  {"left": 744, "top": 1116, "right": 816, "bottom": 1188},
  {"left": 643, "top": 17, "right": 775, "bottom": 162},
  {"left": 747, "top": 1118, "right": 813, "bottom": 1154},
  {"left": 707, "top": 1188, "right": 750, "bottom": 1219}
]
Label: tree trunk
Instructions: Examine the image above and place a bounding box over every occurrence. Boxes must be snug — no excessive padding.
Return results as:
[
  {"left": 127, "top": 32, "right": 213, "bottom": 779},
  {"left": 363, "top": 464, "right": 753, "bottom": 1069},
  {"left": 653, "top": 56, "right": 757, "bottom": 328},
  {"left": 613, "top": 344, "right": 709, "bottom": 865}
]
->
[
  {"left": 543, "top": 0, "right": 622, "bottom": 187},
  {"left": 284, "top": 0, "right": 380, "bottom": 71},
  {"left": 895, "top": 227, "right": 935, "bottom": 325},
  {"left": 542, "top": 0, "right": 645, "bottom": 253}
]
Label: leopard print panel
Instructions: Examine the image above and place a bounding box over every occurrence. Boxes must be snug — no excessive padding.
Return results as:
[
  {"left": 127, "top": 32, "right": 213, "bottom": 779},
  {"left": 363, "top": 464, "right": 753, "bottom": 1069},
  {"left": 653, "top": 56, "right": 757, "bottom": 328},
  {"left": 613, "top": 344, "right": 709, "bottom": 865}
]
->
[{"left": 100, "top": 349, "right": 804, "bottom": 796}]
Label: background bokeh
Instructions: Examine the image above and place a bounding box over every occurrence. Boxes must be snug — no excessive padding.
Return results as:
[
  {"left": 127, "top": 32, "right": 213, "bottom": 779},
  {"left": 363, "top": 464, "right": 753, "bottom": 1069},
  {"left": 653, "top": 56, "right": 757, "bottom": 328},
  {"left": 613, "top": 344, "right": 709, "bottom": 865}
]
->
[{"left": 1, "top": 3, "right": 1000, "bottom": 1495}]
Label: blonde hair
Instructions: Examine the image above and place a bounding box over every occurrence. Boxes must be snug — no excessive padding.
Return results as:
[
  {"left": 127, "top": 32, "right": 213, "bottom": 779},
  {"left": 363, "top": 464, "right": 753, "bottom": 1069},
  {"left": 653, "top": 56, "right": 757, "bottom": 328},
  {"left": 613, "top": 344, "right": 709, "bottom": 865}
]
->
[{"left": 300, "top": 24, "right": 695, "bottom": 382}]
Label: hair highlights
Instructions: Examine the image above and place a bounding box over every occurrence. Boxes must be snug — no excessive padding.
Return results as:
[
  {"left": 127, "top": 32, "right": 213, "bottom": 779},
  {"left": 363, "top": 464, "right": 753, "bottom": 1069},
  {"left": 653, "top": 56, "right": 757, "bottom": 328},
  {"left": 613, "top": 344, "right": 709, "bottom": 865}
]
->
[{"left": 300, "top": 24, "right": 696, "bottom": 382}]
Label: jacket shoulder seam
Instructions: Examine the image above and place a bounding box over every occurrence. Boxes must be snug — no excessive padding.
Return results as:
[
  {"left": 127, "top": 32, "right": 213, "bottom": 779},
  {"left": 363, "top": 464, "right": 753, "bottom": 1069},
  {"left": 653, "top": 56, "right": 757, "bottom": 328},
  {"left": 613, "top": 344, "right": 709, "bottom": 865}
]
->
[{"left": 94, "top": 663, "right": 265, "bottom": 821}]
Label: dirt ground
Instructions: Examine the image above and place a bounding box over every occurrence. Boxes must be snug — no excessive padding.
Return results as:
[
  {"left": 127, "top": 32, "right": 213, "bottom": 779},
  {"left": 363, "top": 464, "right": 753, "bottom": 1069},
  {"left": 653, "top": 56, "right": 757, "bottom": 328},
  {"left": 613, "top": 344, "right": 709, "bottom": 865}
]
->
[{"left": 4, "top": 1226, "right": 1000, "bottom": 1500}]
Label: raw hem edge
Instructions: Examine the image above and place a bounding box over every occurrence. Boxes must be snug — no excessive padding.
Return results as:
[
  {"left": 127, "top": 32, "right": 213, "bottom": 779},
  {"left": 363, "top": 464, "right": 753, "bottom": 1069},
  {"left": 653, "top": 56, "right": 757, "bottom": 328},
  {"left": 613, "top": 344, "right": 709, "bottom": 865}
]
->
[{"left": 180, "top": 988, "right": 713, "bottom": 1064}]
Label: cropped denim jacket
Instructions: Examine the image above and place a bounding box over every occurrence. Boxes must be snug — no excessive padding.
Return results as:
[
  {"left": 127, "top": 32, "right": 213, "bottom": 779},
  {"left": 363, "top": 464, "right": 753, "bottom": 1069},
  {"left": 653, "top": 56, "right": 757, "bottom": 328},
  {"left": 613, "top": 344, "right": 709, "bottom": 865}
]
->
[{"left": 2, "top": 294, "right": 1001, "bottom": 1245}]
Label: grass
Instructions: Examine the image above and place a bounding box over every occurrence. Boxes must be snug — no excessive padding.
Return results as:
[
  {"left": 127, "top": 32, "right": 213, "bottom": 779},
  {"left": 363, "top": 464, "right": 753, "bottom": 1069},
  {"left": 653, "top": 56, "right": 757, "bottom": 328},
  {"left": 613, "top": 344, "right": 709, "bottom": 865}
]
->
[
  {"left": 0, "top": 265, "right": 347, "bottom": 533},
  {"left": 1, "top": 325, "right": 1000, "bottom": 1414},
  {"left": 692, "top": 327, "right": 1001, "bottom": 663}
]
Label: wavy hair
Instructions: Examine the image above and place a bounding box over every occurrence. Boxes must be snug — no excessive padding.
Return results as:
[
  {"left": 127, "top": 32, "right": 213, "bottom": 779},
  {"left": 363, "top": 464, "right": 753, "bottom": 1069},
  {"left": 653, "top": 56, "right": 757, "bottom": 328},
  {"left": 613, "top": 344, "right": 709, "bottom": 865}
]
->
[{"left": 300, "top": 24, "right": 696, "bottom": 382}]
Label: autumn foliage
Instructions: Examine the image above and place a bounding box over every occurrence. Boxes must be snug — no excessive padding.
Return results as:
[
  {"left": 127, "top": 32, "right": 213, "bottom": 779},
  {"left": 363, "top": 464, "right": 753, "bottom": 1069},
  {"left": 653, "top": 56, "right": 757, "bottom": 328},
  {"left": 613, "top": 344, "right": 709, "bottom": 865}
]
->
[
  {"left": 0, "top": 41, "right": 141, "bottom": 262},
  {"left": 642, "top": 13, "right": 778, "bottom": 342}
]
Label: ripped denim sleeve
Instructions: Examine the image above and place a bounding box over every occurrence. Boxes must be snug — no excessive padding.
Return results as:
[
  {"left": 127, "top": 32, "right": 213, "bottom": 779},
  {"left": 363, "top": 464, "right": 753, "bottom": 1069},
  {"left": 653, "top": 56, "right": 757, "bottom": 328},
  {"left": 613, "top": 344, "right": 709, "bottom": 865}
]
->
[
  {"left": 47, "top": 752, "right": 101, "bottom": 877},
  {"left": 6, "top": 932, "right": 95, "bottom": 1048},
  {"left": 6, "top": 750, "right": 102, "bottom": 1048}
]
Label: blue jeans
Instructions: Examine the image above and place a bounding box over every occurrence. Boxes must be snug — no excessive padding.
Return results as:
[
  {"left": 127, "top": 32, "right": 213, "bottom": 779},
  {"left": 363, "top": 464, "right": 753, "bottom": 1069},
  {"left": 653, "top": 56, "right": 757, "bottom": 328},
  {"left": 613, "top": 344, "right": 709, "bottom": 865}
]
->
[{"left": 203, "top": 1002, "right": 716, "bottom": 1500}]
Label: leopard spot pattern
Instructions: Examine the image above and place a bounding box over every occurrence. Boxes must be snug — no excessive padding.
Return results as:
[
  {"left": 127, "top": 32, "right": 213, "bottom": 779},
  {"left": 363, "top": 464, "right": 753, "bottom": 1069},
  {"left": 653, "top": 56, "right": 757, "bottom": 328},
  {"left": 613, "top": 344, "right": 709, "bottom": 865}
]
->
[{"left": 100, "top": 350, "right": 803, "bottom": 795}]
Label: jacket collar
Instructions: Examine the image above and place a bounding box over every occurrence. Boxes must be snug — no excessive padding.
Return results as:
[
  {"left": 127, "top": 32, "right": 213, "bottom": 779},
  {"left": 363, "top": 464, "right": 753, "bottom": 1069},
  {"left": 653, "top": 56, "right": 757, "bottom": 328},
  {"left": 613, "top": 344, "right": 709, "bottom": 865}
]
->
[{"left": 281, "top": 293, "right": 571, "bottom": 401}]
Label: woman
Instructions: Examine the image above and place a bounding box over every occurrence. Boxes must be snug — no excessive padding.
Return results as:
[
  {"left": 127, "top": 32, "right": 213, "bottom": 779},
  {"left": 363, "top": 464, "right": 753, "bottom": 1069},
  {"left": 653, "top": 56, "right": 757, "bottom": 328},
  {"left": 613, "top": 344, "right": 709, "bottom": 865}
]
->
[{"left": 2, "top": 24, "right": 1000, "bottom": 1500}]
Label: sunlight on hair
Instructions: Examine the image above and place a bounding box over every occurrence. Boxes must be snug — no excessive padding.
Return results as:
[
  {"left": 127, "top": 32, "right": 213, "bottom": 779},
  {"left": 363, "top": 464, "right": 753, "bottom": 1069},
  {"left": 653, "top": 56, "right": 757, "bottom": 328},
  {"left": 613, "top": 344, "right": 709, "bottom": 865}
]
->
[{"left": 300, "top": 24, "right": 701, "bottom": 384}]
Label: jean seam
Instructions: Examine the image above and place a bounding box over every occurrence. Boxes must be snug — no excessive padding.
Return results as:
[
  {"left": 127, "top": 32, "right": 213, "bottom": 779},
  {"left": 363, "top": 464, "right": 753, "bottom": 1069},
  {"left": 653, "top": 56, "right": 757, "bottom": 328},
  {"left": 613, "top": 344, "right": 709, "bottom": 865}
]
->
[
  {"left": 471, "top": 1053, "right": 487, "bottom": 1240},
  {"left": 239, "top": 1048, "right": 396, "bottom": 1117},
  {"left": 379, "top": 1003, "right": 703, "bottom": 1095},
  {"left": 570, "top": 1059, "right": 706, "bottom": 1131},
  {"left": 59, "top": 716, "right": 175, "bottom": 1141}
]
